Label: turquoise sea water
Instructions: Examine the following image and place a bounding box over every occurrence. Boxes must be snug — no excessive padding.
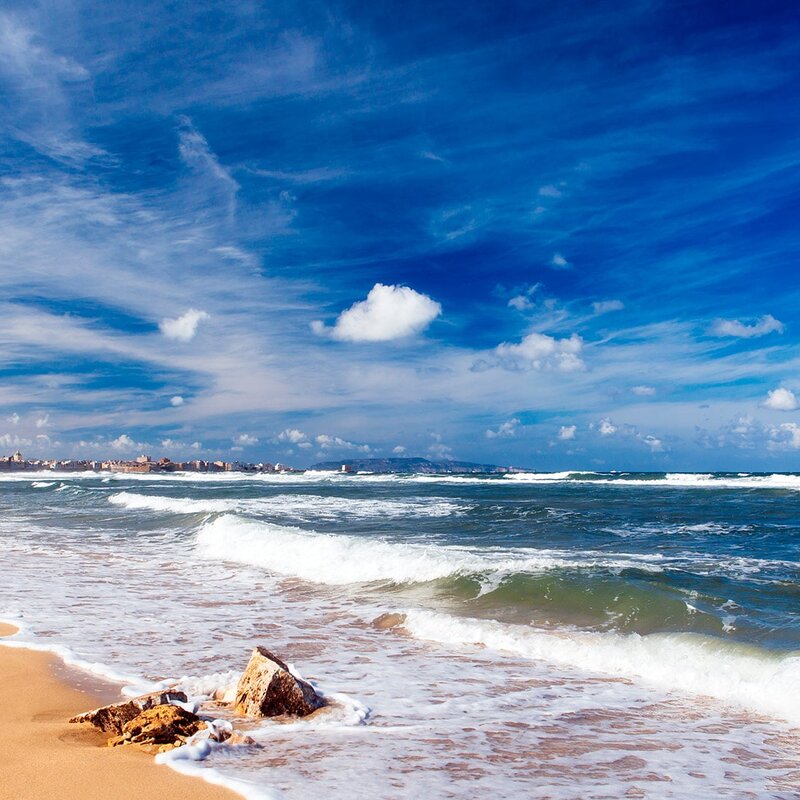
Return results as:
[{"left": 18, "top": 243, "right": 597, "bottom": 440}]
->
[{"left": 1, "top": 470, "right": 799, "bottom": 798}]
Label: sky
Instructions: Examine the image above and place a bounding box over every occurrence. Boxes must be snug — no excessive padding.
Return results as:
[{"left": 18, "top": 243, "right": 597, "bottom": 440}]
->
[{"left": 1, "top": 0, "right": 800, "bottom": 470}]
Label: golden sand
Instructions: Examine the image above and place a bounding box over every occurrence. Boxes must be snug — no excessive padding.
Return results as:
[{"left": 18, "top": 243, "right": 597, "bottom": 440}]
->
[{"left": 0, "top": 623, "right": 240, "bottom": 799}]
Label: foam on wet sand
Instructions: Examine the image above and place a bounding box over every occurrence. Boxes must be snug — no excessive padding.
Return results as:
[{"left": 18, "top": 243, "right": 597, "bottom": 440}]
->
[{"left": 0, "top": 623, "right": 240, "bottom": 800}]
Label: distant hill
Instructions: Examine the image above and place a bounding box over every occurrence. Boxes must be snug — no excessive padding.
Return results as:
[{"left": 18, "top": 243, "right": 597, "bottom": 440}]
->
[{"left": 306, "top": 457, "right": 512, "bottom": 474}]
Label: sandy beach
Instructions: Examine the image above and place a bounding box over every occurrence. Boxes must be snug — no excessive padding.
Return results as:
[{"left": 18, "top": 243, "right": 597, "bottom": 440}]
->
[{"left": 0, "top": 623, "right": 240, "bottom": 800}]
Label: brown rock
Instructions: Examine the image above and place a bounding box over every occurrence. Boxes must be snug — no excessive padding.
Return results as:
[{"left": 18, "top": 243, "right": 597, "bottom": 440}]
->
[
  {"left": 372, "top": 612, "right": 407, "bottom": 630},
  {"left": 209, "top": 728, "right": 257, "bottom": 747},
  {"left": 233, "top": 647, "right": 325, "bottom": 718},
  {"left": 109, "top": 704, "right": 206, "bottom": 748},
  {"left": 69, "top": 689, "right": 189, "bottom": 735}
]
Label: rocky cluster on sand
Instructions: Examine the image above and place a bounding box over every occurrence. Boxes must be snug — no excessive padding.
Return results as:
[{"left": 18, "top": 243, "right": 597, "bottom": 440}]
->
[{"left": 70, "top": 647, "right": 327, "bottom": 754}]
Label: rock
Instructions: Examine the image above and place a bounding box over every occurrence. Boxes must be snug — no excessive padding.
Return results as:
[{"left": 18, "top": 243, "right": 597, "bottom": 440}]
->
[
  {"left": 233, "top": 646, "right": 325, "bottom": 718},
  {"left": 108, "top": 704, "right": 206, "bottom": 748},
  {"left": 209, "top": 727, "right": 257, "bottom": 747},
  {"left": 70, "top": 689, "right": 189, "bottom": 735},
  {"left": 372, "top": 612, "right": 407, "bottom": 630}
]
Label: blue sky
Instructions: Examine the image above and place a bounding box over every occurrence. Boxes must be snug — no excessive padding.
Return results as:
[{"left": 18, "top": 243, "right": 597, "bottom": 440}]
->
[{"left": 1, "top": 0, "right": 800, "bottom": 469}]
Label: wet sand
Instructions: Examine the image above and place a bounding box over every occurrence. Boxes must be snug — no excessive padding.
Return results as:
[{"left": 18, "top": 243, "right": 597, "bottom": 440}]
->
[{"left": 0, "top": 623, "right": 240, "bottom": 800}]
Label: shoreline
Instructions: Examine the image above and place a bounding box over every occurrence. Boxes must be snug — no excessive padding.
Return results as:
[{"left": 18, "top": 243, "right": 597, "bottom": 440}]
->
[{"left": 0, "top": 623, "right": 242, "bottom": 800}]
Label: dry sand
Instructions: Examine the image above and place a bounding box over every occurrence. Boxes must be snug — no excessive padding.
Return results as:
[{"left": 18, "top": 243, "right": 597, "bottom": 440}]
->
[{"left": 0, "top": 622, "right": 241, "bottom": 799}]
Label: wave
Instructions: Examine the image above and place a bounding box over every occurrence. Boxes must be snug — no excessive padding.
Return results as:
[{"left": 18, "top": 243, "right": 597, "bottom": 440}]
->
[
  {"left": 194, "top": 514, "right": 798, "bottom": 590},
  {"left": 109, "top": 491, "right": 465, "bottom": 519},
  {"left": 504, "top": 471, "right": 800, "bottom": 489},
  {"left": 193, "top": 514, "right": 671, "bottom": 585},
  {"left": 401, "top": 608, "right": 800, "bottom": 725}
]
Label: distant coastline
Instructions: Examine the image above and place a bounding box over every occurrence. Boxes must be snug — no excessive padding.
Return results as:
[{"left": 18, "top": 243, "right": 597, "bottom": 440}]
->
[{"left": 0, "top": 450, "right": 519, "bottom": 476}]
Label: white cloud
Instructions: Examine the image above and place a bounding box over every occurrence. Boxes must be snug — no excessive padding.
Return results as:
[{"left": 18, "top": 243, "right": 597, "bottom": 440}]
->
[
  {"left": 763, "top": 387, "right": 798, "bottom": 411},
  {"left": 234, "top": 433, "right": 259, "bottom": 446},
  {"left": 392, "top": 445, "right": 406, "bottom": 454},
  {"left": 486, "top": 418, "right": 520, "bottom": 439},
  {"left": 711, "top": 314, "right": 784, "bottom": 338},
  {"left": 315, "top": 283, "right": 441, "bottom": 342},
  {"left": 297, "top": 441, "right": 313, "bottom": 449},
  {"left": 277, "top": 428, "right": 308, "bottom": 444},
  {"left": 641, "top": 434, "right": 663, "bottom": 452},
  {"left": 507, "top": 283, "right": 541, "bottom": 312},
  {"left": 769, "top": 423, "right": 800, "bottom": 450},
  {"left": 170, "top": 395, "right": 185, "bottom": 406},
  {"left": 558, "top": 425, "right": 576, "bottom": 440},
  {"left": 538, "top": 185, "right": 562, "bottom": 198},
  {"left": 598, "top": 418, "right": 617, "bottom": 436},
  {"left": 508, "top": 295, "right": 532, "bottom": 311},
  {"left": 315, "top": 434, "right": 370, "bottom": 453},
  {"left": 111, "top": 434, "right": 138, "bottom": 451},
  {"left": 495, "top": 332, "right": 584, "bottom": 372},
  {"left": 550, "top": 253, "right": 570, "bottom": 269},
  {"left": 0, "top": 433, "right": 31, "bottom": 449},
  {"left": 158, "top": 438, "right": 201, "bottom": 453},
  {"left": 592, "top": 299, "right": 624, "bottom": 314},
  {"left": 428, "top": 442, "right": 453, "bottom": 460},
  {"left": 632, "top": 385, "right": 656, "bottom": 396},
  {"left": 35, "top": 414, "right": 49, "bottom": 428},
  {"left": 159, "top": 308, "right": 210, "bottom": 342},
  {"left": 7, "top": 412, "right": 19, "bottom": 425}
]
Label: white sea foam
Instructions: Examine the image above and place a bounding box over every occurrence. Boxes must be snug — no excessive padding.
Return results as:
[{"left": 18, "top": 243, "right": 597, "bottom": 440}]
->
[
  {"left": 193, "top": 514, "right": 671, "bottom": 585},
  {"left": 108, "top": 491, "right": 464, "bottom": 519},
  {"left": 401, "top": 608, "right": 800, "bottom": 724},
  {"left": 505, "top": 471, "right": 800, "bottom": 489}
]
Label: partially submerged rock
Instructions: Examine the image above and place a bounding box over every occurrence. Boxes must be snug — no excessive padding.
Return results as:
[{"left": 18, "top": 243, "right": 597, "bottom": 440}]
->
[
  {"left": 234, "top": 646, "right": 325, "bottom": 718},
  {"left": 372, "top": 612, "right": 407, "bottom": 630},
  {"left": 108, "top": 705, "right": 206, "bottom": 751},
  {"left": 69, "top": 689, "right": 188, "bottom": 735}
]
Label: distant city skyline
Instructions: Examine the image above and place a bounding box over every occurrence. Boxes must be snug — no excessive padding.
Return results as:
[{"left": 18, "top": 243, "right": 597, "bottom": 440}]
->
[{"left": 2, "top": 2, "right": 800, "bottom": 470}]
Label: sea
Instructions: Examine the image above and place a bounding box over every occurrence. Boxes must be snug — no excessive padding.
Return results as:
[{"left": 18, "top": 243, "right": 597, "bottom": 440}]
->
[{"left": 1, "top": 469, "right": 799, "bottom": 799}]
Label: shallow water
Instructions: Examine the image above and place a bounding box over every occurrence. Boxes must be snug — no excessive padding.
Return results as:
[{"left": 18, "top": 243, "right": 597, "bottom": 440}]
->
[{"left": 1, "top": 470, "right": 799, "bottom": 798}]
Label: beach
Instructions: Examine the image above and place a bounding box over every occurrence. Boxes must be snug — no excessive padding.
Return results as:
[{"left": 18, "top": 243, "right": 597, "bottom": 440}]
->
[
  {"left": 2, "top": 471, "right": 800, "bottom": 798},
  {"left": 0, "top": 623, "right": 239, "bottom": 800}
]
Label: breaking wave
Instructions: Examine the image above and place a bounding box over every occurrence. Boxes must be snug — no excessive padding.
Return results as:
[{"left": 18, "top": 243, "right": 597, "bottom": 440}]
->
[
  {"left": 401, "top": 608, "right": 800, "bottom": 725},
  {"left": 193, "top": 514, "right": 677, "bottom": 585},
  {"left": 504, "top": 471, "right": 800, "bottom": 489},
  {"left": 109, "top": 491, "right": 465, "bottom": 519}
]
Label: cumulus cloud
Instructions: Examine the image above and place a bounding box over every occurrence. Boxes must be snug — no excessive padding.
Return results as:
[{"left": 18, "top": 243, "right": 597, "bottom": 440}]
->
[
  {"left": 763, "top": 387, "right": 798, "bottom": 411},
  {"left": 598, "top": 418, "right": 617, "bottom": 436},
  {"left": 0, "top": 433, "right": 31, "bottom": 449},
  {"left": 711, "top": 314, "right": 784, "bottom": 338},
  {"left": 392, "top": 445, "right": 406, "bottom": 454},
  {"left": 234, "top": 433, "right": 259, "bottom": 446},
  {"left": 7, "top": 412, "right": 20, "bottom": 425},
  {"left": 770, "top": 423, "right": 800, "bottom": 450},
  {"left": 170, "top": 395, "right": 185, "bottom": 406},
  {"left": 550, "top": 253, "right": 570, "bottom": 269},
  {"left": 315, "top": 434, "right": 370, "bottom": 453},
  {"left": 558, "top": 425, "right": 576, "bottom": 440},
  {"left": 592, "top": 299, "right": 624, "bottom": 314},
  {"left": 314, "top": 283, "right": 441, "bottom": 342},
  {"left": 159, "top": 309, "right": 210, "bottom": 342},
  {"left": 641, "top": 434, "right": 663, "bottom": 452},
  {"left": 110, "top": 433, "right": 145, "bottom": 452},
  {"left": 35, "top": 414, "right": 49, "bottom": 428},
  {"left": 160, "top": 438, "right": 202, "bottom": 452},
  {"left": 495, "top": 332, "right": 584, "bottom": 371},
  {"left": 277, "top": 428, "right": 308, "bottom": 444},
  {"left": 428, "top": 442, "right": 453, "bottom": 460},
  {"left": 485, "top": 418, "right": 520, "bottom": 439},
  {"left": 632, "top": 385, "right": 656, "bottom": 396}
]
